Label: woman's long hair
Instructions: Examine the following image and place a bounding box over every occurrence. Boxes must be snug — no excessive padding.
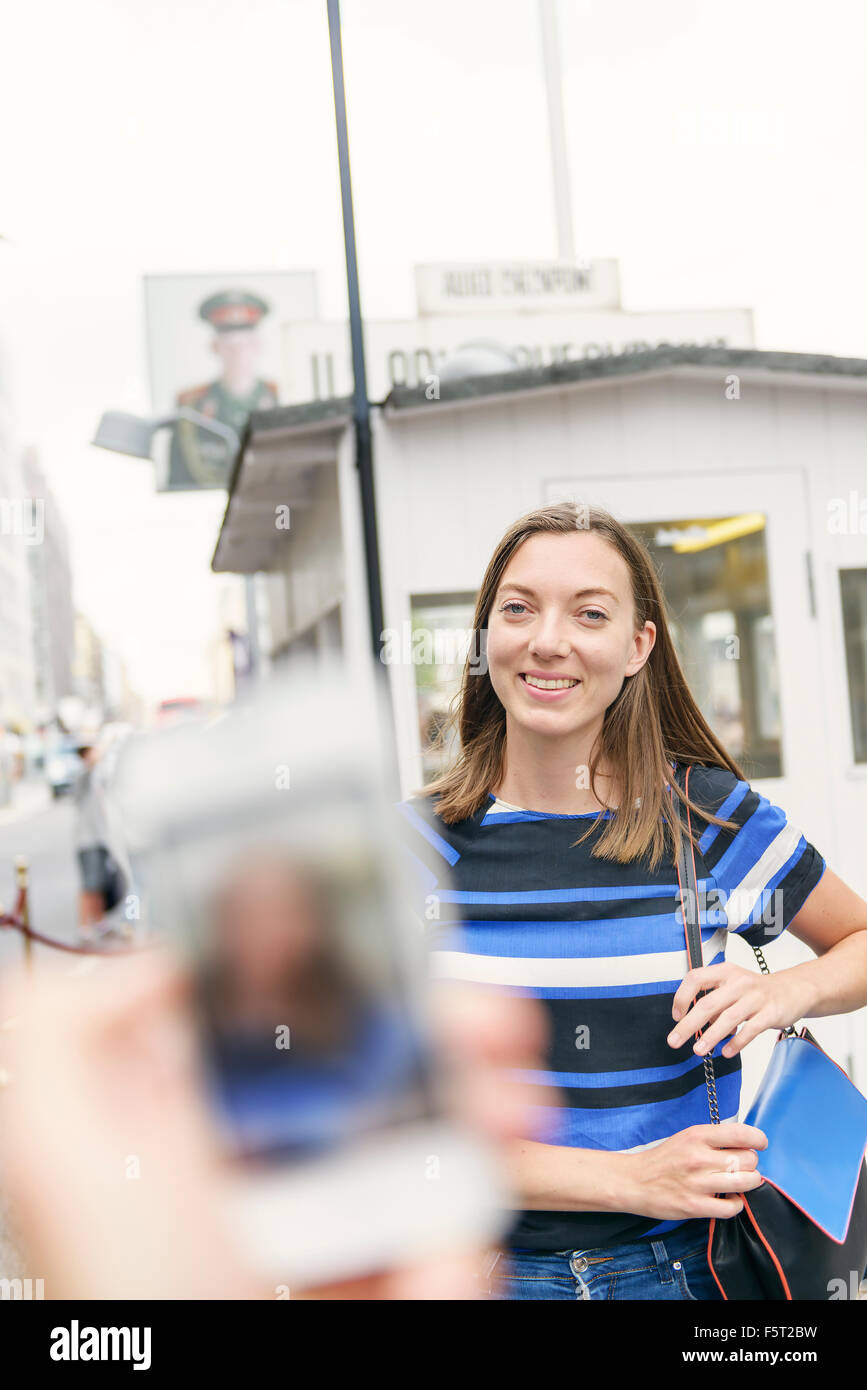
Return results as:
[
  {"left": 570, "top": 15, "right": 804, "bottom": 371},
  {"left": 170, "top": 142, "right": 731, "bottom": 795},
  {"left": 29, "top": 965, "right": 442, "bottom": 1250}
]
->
[{"left": 415, "top": 501, "right": 747, "bottom": 870}]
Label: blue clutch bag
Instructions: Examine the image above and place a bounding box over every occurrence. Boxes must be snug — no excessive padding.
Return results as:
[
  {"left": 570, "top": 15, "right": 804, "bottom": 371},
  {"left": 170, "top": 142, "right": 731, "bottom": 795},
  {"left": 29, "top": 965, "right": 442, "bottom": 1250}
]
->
[{"left": 743, "top": 1030, "right": 867, "bottom": 1244}]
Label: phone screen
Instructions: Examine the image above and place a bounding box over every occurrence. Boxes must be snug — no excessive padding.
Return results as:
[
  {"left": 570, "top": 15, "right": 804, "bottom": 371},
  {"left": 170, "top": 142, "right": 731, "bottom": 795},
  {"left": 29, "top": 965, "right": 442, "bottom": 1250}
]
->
[
  {"left": 193, "top": 797, "right": 438, "bottom": 1165},
  {"left": 112, "top": 663, "right": 508, "bottom": 1284}
]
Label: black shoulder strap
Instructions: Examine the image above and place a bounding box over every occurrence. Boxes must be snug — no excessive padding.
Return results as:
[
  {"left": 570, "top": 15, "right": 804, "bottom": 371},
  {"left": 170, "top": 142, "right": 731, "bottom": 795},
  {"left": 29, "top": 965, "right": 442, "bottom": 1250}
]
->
[
  {"left": 671, "top": 762, "right": 779, "bottom": 979},
  {"left": 670, "top": 764, "right": 721, "bottom": 1123},
  {"left": 670, "top": 763, "right": 703, "bottom": 972}
]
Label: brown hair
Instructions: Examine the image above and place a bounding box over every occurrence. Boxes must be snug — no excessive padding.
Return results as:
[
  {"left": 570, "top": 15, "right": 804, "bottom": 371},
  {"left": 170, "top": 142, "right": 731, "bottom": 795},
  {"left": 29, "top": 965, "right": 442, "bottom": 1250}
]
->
[{"left": 414, "top": 501, "right": 746, "bottom": 870}]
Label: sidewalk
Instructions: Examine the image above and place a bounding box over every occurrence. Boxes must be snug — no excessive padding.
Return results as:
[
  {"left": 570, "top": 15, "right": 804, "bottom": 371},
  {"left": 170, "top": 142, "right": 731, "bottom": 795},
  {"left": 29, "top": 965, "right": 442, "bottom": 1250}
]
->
[{"left": 0, "top": 779, "right": 51, "bottom": 828}]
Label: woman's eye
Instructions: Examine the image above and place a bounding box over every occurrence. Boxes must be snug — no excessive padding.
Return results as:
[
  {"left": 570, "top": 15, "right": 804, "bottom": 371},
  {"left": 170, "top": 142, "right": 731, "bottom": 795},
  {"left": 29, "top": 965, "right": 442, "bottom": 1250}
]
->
[{"left": 499, "top": 602, "right": 608, "bottom": 620}]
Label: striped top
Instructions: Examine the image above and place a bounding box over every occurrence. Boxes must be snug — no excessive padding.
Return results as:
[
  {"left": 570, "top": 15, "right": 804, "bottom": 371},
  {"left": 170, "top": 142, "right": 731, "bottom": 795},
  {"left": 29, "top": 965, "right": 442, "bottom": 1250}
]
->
[{"left": 393, "top": 762, "right": 826, "bottom": 1250}]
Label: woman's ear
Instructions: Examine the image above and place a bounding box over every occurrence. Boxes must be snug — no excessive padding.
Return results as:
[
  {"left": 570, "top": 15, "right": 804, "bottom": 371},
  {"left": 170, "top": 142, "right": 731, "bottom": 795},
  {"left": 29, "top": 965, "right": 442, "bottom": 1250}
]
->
[{"left": 625, "top": 621, "right": 656, "bottom": 677}]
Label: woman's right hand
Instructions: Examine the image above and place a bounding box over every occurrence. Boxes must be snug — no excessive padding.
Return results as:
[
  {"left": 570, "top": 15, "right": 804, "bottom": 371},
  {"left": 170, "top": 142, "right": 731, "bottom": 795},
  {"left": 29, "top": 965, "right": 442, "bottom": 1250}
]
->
[{"left": 621, "top": 1121, "right": 768, "bottom": 1220}]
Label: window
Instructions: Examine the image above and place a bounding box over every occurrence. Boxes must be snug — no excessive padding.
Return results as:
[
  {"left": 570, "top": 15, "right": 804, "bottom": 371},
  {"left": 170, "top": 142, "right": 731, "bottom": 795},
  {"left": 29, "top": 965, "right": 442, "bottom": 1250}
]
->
[
  {"left": 629, "top": 515, "right": 781, "bottom": 778},
  {"left": 840, "top": 569, "right": 867, "bottom": 764},
  {"left": 410, "top": 592, "right": 478, "bottom": 783}
]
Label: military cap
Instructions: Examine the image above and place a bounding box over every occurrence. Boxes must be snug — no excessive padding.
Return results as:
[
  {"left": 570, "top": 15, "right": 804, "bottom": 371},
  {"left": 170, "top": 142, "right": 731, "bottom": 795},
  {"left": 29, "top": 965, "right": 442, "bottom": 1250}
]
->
[{"left": 198, "top": 289, "right": 270, "bottom": 331}]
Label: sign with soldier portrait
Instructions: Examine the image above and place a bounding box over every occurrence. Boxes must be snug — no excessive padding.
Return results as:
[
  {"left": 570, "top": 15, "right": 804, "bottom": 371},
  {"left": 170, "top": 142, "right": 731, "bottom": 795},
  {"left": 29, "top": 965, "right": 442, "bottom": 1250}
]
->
[{"left": 144, "top": 271, "right": 318, "bottom": 490}]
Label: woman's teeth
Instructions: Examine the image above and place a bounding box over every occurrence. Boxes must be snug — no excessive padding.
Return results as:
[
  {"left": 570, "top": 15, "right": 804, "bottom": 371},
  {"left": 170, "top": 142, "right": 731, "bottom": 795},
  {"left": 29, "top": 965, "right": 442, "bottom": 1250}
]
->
[{"left": 522, "top": 675, "right": 580, "bottom": 690}]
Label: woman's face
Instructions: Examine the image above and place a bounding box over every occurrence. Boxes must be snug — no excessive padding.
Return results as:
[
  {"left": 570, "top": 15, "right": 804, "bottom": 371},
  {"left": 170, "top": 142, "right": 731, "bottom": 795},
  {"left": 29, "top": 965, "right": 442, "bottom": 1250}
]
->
[
  {"left": 211, "top": 857, "right": 322, "bottom": 993},
  {"left": 485, "top": 530, "right": 656, "bottom": 739}
]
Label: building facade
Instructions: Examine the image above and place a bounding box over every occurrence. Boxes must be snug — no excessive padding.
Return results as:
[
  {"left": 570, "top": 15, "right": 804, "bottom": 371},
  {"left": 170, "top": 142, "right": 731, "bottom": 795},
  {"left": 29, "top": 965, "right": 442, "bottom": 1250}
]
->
[
  {"left": 0, "top": 353, "right": 36, "bottom": 737},
  {"left": 22, "top": 447, "right": 75, "bottom": 723}
]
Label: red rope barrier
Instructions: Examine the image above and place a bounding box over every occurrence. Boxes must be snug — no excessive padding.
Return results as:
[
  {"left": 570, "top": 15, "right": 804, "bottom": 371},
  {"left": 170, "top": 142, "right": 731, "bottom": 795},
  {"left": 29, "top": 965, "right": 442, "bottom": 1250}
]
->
[{"left": 0, "top": 911, "right": 142, "bottom": 955}]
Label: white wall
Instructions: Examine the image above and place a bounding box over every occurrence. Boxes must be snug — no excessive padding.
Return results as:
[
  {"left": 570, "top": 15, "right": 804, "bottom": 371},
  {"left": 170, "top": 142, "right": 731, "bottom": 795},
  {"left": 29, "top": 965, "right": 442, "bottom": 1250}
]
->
[{"left": 268, "top": 459, "right": 344, "bottom": 651}]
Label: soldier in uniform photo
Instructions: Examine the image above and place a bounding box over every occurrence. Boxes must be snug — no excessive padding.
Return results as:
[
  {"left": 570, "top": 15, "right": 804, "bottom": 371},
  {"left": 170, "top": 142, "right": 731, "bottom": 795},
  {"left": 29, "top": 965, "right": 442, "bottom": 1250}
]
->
[{"left": 168, "top": 289, "right": 279, "bottom": 489}]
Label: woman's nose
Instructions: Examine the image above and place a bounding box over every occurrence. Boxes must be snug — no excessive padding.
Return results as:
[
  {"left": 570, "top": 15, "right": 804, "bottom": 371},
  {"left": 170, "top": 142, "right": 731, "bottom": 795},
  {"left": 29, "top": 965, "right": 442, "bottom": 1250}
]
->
[{"left": 528, "top": 618, "right": 571, "bottom": 657}]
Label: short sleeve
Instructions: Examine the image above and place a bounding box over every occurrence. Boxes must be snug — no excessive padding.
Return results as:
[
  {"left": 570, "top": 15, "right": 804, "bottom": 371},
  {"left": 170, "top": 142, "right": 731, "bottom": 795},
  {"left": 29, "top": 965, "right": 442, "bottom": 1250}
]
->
[
  {"left": 391, "top": 795, "right": 455, "bottom": 932},
  {"left": 684, "top": 764, "right": 826, "bottom": 949}
]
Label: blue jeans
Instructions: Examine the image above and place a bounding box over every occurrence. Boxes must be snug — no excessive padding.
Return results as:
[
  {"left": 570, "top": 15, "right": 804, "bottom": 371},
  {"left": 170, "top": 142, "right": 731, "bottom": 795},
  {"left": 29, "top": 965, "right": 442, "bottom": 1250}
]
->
[{"left": 482, "top": 1218, "right": 724, "bottom": 1301}]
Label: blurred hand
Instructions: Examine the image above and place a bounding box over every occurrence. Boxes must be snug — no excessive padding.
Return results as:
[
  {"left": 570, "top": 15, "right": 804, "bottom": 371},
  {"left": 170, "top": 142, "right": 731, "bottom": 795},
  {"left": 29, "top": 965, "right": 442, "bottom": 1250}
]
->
[
  {"left": 0, "top": 948, "right": 259, "bottom": 1299},
  {"left": 427, "top": 977, "right": 551, "bottom": 1141},
  {"left": 306, "top": 979, "right": 552, "bottom": 1300},
  {"left": 0, "top": 955, "right": 548, "bottom": 1300}
]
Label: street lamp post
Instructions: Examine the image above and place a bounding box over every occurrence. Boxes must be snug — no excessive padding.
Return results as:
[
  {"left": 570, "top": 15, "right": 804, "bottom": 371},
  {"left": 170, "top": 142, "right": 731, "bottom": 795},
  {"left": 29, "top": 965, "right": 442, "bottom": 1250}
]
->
[
  {"left": 326, "top": 0, "right": 388, "bottom": 669},
  {"left": 538, "top": 0, "right": 576, "bottom": 263},
  {"left": 92, "top": 408, "right": 239, "bottom": 463}
]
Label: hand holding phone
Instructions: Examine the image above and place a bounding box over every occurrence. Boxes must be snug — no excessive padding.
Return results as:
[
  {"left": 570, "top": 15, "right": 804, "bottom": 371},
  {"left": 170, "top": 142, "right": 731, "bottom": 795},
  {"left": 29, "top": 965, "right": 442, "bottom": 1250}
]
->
[{"left": 110, "top": 660, "right": 511, "bottom": 1288}]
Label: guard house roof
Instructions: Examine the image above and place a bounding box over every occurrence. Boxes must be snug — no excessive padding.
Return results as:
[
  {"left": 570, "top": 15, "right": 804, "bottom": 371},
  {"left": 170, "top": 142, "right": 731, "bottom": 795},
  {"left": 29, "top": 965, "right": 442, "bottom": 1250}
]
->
[
  {"left": 213, "top": 395, "right": 353, "bottom": 573},
  {"left": 212, "top": 347, "right": 867, "bottom": 573}
]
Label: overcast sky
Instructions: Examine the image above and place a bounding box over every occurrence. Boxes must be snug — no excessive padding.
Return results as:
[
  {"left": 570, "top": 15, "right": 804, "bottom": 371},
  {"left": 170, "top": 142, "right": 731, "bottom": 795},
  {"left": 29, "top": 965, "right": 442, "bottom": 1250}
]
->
[{"left": 1, "top": 0, "right": 865, "bottom": 706}]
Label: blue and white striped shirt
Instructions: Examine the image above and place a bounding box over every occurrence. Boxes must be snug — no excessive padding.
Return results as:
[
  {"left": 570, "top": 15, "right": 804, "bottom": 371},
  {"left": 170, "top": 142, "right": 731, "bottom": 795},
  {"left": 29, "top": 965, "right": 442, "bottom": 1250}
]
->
[{"left": 394, "top": 761, "right": 826, "bottom": 1250}]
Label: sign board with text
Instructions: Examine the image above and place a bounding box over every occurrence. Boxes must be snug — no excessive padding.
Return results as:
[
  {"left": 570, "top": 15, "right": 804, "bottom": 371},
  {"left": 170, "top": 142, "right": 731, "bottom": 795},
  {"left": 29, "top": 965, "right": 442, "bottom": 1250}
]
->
[
  {"left": 414, "top": 260, "right": 621, "bottom": 316},
  {"left": 282, "top": 307, "right": 755, "bottom": 404}
]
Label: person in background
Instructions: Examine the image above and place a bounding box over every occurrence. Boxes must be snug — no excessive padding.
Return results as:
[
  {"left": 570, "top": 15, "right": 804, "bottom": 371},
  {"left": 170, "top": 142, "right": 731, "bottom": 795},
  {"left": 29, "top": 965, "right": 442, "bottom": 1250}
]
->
[{"left": 73, "top": 737, "right": 123, "bottom": 941}]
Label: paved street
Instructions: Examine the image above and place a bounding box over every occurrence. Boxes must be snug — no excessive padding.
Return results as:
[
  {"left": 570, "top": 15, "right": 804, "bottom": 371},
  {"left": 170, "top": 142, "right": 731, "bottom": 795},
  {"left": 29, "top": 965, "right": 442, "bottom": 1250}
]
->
[
  {"left": 0, "top": 784, "right": 81, "bottom": 1284},
  {"left": 0, "top": 785, "right": 80, "bottom": 966}
]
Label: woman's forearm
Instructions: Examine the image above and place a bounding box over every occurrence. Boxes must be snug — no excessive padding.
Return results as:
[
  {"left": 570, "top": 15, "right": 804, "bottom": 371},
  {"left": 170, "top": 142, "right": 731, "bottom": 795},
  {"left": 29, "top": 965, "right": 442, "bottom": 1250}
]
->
[
  {"left": 503, "top": 1138, "right": 637, "bottom": 1212},
  {"left": 789, "top": 929, "right": 867, "bottom": 1018}
]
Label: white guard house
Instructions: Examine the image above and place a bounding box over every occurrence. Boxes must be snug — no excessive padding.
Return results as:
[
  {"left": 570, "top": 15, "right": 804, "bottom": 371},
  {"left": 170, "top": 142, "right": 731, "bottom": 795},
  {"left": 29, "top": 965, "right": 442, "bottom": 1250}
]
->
[{"left": 212, "top": 344, "right": 867, "bottom": 1097}]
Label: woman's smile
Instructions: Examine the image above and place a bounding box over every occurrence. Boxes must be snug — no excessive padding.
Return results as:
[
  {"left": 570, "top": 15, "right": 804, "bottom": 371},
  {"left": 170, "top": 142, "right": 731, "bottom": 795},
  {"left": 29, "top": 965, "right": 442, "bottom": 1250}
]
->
[{"left": 519, "top": 671, "right": 583, "bottom": 701}]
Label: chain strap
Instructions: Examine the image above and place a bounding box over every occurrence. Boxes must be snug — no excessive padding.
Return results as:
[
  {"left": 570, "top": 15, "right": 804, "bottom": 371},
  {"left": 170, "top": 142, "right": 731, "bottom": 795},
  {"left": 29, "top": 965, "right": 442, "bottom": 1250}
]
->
[{"left": 701, "top": 1050, "right": 721, "bottom": 1124}]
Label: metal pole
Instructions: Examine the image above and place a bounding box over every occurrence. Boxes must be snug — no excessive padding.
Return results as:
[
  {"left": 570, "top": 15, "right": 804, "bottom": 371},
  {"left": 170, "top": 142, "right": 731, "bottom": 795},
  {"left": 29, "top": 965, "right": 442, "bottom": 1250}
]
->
[
  {"left": 538, "top": 0, "right": 576, "bottom": 263},
  {"left": 15, "top": 857, "right": 32, "bottom": 972},
  {"left": 243, "top": 574, "right": 262, "bottom": 682},
  {"left": 326, "top": 0, "right": 388, "bottom": 666}
]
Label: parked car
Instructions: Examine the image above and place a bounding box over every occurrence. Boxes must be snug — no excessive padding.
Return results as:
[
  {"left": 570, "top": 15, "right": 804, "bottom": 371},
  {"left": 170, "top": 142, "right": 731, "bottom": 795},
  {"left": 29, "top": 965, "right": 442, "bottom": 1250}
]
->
[
  {"left": 46, "top": 739, "right": 83, "bottom": 798},
  {"left": 155, "top": 697, "right": 207, "bottom": 728}
]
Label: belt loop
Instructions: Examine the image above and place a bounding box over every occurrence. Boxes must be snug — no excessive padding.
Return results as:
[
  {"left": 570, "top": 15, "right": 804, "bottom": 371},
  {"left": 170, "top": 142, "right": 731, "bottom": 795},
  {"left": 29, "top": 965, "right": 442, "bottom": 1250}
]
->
[{"left": 651, "top": 1239, "right": 673, "bottom": 1284}]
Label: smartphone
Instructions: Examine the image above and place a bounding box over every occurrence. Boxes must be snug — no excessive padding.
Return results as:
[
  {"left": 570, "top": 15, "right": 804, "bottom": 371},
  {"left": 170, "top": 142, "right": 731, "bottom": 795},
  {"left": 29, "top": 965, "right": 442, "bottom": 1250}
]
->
[{"left": 112, "top": 658, "right": 508, "bottom": 1288}]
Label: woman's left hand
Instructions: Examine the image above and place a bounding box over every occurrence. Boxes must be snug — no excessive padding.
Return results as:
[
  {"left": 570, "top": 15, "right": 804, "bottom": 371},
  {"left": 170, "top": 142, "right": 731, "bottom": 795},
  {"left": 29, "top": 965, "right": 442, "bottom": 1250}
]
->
[{"left": 667, "top": 962, "right": 816, "bottom": 1058}]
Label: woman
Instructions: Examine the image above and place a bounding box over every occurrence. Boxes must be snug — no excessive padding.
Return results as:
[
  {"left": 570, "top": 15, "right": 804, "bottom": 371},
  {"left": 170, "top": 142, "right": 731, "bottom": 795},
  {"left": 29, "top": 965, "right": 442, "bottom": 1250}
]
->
[
  {"left": 73, "top": 738, "right": 121, "bottom": 939},
  {"left": 395, "top": 501, "right": 867, "bottom": 1300}
]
